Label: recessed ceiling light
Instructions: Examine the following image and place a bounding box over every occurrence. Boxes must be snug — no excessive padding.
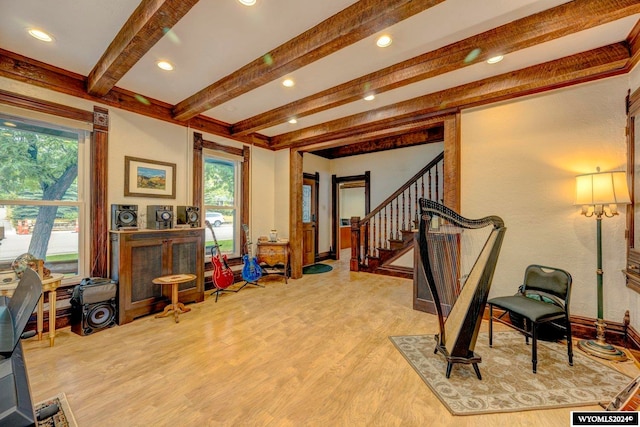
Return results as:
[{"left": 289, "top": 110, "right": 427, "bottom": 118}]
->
[
  {"left": 282, "top": 78, "right": 295, "bottom": 88},
  {"left": 487, "top": 55, "right": 504, "bottom": 64},
  {"left": 364, "top": 94, "right": 375, "bottom": 101},
  {"left": 156, "top": 60, "right": 174, "bottom": 71},
  {"left": 28, "top": 29, "right": 53, "bottom": 42},
  {"left": 238, "top": 0, "right": 256, "bottom": 5},
  {"left": 288, "top": 118, "right": 297, "bottom": 124},
  {"left": 376, "top": 35, "right": 392, "bottom": 48}
]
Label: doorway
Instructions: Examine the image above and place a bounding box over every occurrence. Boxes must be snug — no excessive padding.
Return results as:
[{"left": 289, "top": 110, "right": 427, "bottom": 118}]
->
[
  {"left": 302, "top": 172, "right": 319, "bottom": 266},
  {"left": 331, "top": 171, "right": 370, "bottom": 260}
]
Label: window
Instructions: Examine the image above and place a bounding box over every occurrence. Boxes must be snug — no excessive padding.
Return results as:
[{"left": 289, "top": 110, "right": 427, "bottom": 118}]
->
[
  {"left": 203, "top": 151, "right": 241, "bottom": 258},
  {"left": 0, "top": 113, "right": 89, "bottom": 279}
]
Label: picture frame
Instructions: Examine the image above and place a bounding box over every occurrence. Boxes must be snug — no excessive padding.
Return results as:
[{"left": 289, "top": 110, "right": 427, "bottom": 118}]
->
[{"left": 124, "top": 156, "right": 176, "bottom": 198}]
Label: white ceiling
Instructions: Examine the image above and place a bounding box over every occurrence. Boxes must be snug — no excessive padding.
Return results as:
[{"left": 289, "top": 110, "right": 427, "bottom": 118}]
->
[{"left": 0, "top": 0, "right": 638, "bottom": 139}]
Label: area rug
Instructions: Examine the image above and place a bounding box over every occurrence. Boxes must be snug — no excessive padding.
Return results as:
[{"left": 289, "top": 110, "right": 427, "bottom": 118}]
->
[
  {"left": 389, "top": 331, "right": 631, "bottom": 416},
  {"left": 302, "top": 263, "right": 333, "bottom": 274},
  {"left": 35, "top": 393, "right": 78, "bottom": 427}
]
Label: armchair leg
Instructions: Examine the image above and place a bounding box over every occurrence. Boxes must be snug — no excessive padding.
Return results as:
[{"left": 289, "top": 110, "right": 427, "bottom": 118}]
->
[
  {"left": 472, "top": 363, "right": 482, "bottom": 380},
  {"left": 489, "top": 305, "right": 493, "bottom": 347},
  {"left": 532, "top": 324, "right": 538, "bottom": 374},
  {"left": 566, "top": 316, "right": 574, "bottom": 366}
]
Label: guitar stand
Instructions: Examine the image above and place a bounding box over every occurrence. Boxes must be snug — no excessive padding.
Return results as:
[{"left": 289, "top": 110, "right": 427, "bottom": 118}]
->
[
  {"left": 210, "top": 287, "right": 239, "bottom": 303},
  {"left": 238, "top": 279, "right": 264, "bottom": 291}
]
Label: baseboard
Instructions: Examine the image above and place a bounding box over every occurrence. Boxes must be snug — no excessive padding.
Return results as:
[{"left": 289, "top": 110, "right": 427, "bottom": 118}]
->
[
  {"left": 316, "top": 251, "right": 332, "bottom": 262},
  {"left": 484, "top": 307, "right": 639, "bottom": 351}
]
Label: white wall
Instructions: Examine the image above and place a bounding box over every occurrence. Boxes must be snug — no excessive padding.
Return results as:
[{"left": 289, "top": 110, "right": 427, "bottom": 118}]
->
[
  {"left": 331, "top": 143, "right": 445, "bottom": 207},
  {"left": 340, "top": 187, "right": 366, "bottom": 219},
  {"left": 248, "top": 145, "right": 276, "bottom": 240},
  {"left": 273, "top": 149, "right": 290, "bottom": 239},
  {"left": 462, "top": 75, "right": 639, "bottom": 328}
]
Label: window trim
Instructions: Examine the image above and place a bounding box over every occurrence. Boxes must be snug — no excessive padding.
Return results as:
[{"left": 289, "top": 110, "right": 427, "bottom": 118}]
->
[
  {"left": 0, "top": 113, "right": 90, "bottom": 283},
  {"left": 193, "top": 132, "right": 250, "bottom": 263},
  {"left": 0, "top": 89, "right": 109, "bottom": 279},
  {"left": 202, "top": 152, "right": 242, "bottom": 257}
]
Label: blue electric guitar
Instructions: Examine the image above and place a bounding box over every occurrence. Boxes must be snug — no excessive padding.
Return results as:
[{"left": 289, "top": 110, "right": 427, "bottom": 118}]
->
[{"left": 241, "top": 224, "right": 263, "bottom": 283}]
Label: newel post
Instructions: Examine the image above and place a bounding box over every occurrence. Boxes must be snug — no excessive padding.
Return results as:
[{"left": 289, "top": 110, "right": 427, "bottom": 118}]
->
[{"left": 350, "top": 216, "right": 361, "bottom": 271}]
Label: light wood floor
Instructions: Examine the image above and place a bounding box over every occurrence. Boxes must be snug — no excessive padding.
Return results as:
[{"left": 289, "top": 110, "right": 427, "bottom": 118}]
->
[{"left": 22, "top": 255, "right": 639, "bottom": 426}]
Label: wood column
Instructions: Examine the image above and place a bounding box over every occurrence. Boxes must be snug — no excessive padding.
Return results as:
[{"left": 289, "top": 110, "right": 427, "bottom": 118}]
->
[
  {"left": 192, "top": 132, "right": 203, "bottom": 209},
  {"left": 289, "top": 149, "right": 303, "bottom": 279},
  {"left": 443, "top": 112, "right": 461, "bottom": 211},
  {"left": 91, "top": 106, "right": 109, "bottom": 277}
]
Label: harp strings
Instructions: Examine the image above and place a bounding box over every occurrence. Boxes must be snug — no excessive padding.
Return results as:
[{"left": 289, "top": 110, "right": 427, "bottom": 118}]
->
[{"left": 425, "top": 215, "right": 492, "bottom": 317}]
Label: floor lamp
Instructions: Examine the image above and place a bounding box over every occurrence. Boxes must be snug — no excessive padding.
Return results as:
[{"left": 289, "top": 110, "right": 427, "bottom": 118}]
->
[{"left": 575, "top": 167, "right": 630, "bottom": 361}]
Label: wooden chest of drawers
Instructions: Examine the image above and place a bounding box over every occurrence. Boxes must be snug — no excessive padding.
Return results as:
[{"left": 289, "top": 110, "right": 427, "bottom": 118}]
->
[{"left": 256, "top": 241, "right": 290, "bottom": 283}]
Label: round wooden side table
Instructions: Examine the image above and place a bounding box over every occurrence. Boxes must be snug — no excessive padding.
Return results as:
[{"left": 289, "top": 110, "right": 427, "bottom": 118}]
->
[{"left": 152, "top": 274, "right": 196, "bottom": 323}]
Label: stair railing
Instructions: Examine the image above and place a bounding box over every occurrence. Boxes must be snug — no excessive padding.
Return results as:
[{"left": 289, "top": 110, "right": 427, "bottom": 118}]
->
[{"left": 350, "top": 151, "right": 444, "bottom": 271}]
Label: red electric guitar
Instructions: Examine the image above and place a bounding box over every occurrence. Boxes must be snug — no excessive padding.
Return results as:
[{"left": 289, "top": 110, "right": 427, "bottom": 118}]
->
[{"left": 205, "top": 220, "right": 235, "bottom": 301}]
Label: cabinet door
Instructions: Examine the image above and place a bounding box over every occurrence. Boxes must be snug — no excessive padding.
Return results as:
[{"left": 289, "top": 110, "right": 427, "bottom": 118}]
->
[
  {"left": 170, "top": 237, "right": 199, "bottom": 292},
  {"left": 128, "top": 239, "right": 164, "bottom": 303}
]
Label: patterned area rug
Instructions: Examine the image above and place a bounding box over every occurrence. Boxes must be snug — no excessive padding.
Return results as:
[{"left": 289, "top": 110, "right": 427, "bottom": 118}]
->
[
  {"left": 35, "top": 393, "right": 78, "bottom": 427},
  {"left": 390, "top": 331, "right": 631, "bottom": 415}
]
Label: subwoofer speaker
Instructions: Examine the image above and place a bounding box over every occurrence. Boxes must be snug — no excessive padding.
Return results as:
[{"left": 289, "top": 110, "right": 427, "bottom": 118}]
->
[
  {"left": 177, "top": 206, "right": 200, "bottom": 227},
  {"left": 111, "top": 204, "right": 138, "bottom": 230},
  {"left": 71, "top": 279, "right": 118, "bottom": 336},
  {"left": 72, "top": 300, "right": 117, "bottom": 336}
]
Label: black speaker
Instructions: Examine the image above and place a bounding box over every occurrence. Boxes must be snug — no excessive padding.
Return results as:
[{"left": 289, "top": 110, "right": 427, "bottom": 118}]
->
[
  {"left": 111, "top": 204, "right": 138, "bottom": 230},
  {"left": 177, "top": 206, "right": 200, "bottom": 227},
  {"left": 147, "top": 205, "right": 173, "bottom": 229},
  {"left": 71, "top": 279, "right": 118, "bottom": 336}
]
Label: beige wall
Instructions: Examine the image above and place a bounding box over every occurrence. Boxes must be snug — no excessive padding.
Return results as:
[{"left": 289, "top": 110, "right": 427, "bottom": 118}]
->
[{"left": 462, "top": 75, "right": 637, "bottom": 327}]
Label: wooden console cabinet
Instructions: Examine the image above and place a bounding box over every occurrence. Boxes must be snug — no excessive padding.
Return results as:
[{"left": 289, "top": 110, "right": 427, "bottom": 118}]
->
[
  {"left": 110, "top": 228, "right": 204, "bottom": 324},
  {"left": 257, "top": 240, "right": 290, "bottom": 283}
]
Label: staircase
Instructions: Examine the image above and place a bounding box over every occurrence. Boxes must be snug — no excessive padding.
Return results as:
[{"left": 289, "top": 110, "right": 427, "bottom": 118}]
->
[{"left": 349, "top": 151, "right": 444, "bottom": 279}]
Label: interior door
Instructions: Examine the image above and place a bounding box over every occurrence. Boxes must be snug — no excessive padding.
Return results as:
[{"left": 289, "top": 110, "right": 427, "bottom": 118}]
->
[{"left": 302, "top": 173, "right": 319, "bottom": 266}]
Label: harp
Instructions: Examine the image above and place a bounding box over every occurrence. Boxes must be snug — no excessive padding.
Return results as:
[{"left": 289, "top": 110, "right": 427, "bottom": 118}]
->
[{"left": 418, "top": 199, "right": 506, "bottom": 380}]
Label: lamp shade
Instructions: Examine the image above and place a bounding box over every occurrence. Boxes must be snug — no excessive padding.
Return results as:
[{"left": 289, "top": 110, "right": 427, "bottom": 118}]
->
[{"left": 575, "top": 170, "right": 631, "bottom": 206}]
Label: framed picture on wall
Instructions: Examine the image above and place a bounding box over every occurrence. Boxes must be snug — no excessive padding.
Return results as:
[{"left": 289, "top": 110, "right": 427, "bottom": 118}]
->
[{"left": 124, "top": 156, "right": 176, "bottom": 198}]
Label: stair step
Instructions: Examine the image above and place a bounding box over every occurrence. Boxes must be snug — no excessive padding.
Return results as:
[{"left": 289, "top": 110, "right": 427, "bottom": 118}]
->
[
  {"left": 388, "top": 239, "right": 405, "bottom": 250},
  {"left": 375, "top": 265, "right": 413, "bottom": 279}
]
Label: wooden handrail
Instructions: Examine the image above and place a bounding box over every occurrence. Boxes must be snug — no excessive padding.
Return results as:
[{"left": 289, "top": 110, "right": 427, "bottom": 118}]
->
[
  {"left": 350, "top": 151, "right": 444, "bottom": 272},
  {"left": 360, "top": 151, "right": 444, "bottom": 225}
]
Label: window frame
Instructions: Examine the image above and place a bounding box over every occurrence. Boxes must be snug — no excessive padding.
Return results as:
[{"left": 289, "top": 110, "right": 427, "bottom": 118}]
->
[
  {"left": 202, "top": 151, "right": 242, "bottom": 258},
  {"left": 192, "top": 132, "right": 250, "bottom": 265},
  {"left": 0, "top": 112, "right": 91, "bottom": 282}
]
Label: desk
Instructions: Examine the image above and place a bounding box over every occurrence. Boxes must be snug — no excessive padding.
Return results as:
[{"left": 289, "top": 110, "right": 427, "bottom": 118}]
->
[
  {"left": 1, "top": 273, "right": 64, "bottom": 347},
  {"left": 38, "top": 273, "right": 63, "bottom": 347},
  {"left": 256, "top": 241, "right": 290, "bottom": 283}
]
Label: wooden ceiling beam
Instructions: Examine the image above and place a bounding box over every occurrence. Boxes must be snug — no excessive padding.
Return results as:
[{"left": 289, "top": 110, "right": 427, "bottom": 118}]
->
[
  {"left": 270, "top": 43, "right": 630, "bottom": 149},
  {"left": 87, "top": 0, "right": 199, "bottom": 97},
  {"left": 0, "top": 48, "right": 273, "bottom": 148},
  {"left": 310, "top": 127, "right": 444, "bottom": 159},
  {"left": 172, "top": 0, "right": 445, "bottom": 121},
  {"left": 233, "top": 0, "right": 640, "bottom": 136},
  {"left": 627, "top": 18, "right": 640, "bottom": 70},
  {"left": 295, "top": 115, "right": 452, "bottom": 153}
]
